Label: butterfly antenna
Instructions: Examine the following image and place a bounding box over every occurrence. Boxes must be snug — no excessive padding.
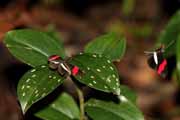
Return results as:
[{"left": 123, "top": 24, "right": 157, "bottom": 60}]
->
[
  {"left": 165, "top": 40, "right": 175, "bottom": 50},
  {"left": 144, "top": 40, "right": 175, "bottom": 55},
  {"left": 144, "top": 51, "right": 154, "bottom": 54}
]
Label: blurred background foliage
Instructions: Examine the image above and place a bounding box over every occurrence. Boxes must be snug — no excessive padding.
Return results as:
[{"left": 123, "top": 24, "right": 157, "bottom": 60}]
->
[{"left": 0, "top": 0, "right": 180, "bottom": 120}]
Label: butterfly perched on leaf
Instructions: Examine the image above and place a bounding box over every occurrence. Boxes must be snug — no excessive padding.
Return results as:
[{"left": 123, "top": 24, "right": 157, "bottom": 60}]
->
[
  {"left": 48, "top": 55, "right": 81, "bottom": 77},
  {"left": 145, "top": 41, "right": 176, "bottom": 79}
]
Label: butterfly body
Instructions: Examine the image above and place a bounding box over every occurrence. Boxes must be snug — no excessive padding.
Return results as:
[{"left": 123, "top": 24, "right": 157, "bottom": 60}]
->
[
  {"left": 48, "top": 55, "right": 80, "bottom": 77},
  {"left": 145, "top": 46, "right": 168, "bottom": 78}
]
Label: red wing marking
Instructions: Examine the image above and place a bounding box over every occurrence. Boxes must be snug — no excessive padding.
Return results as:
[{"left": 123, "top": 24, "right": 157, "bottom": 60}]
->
[
  {"left": 48, "top": 55, "right": 60, "bottom": 61},
  {"left": 157, "top": 59, "right": 167, "bottom": 75},
  {"left": 72, "top": 66, "right": 79, "bottom": 76}
]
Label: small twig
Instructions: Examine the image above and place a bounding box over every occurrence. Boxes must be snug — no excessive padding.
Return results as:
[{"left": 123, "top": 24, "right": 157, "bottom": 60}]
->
[{"left": 76, "top": 86, "right": 85, "bottom": 120}]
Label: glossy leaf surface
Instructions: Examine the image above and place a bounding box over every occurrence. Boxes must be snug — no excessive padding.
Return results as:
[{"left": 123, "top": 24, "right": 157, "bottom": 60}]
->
[
  {"left": 158, "top": 10, "right": 180, "bottom": 57},
  {"left": 85, "top": 32, "right": 126, "bottom": 61},
  {"left": 17, "top": 65, "right": 64, "bottom": 113},
  {"left": 35, "top": 93, "right": 80, "bottom": 120},
  {"left": 120, "top": 85, "right": 137, "bottom": 104},
  {"left": 69, "top": 53, "right": 120, "bottom": 95},
  {"left": 4, "top": 29, "right": 65, "bottom": 67},
  {"left": 85, "top": 99, "right": 144, "bottom": 120}
]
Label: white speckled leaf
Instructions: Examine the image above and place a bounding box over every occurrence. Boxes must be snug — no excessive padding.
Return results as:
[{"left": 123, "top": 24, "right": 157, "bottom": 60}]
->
[
  {"left": 4, "top": 29, "right": 65, "bottom": 67},
  {"left": 17, "top": 65, "right": 64, "bottom": 114},
  {"left": 85, "top": 99, "right": 144, "bottom": 120},
  {"left": 69, "top": 53, "right": 120, "bottom": 95},
  {"left": 35, "top": 93, "right": 80, "bottom": 120}
]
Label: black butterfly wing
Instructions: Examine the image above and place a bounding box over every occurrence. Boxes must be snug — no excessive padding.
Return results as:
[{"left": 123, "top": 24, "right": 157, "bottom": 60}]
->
[
  {"left": 147, "top": 52, "right": 169, "bottom": 79},
  {"left": 147, "top": 54, "right": 157, "bottom": 69},
  {"left": 165, "top": 56, "right": 176, "bottom": 80}
]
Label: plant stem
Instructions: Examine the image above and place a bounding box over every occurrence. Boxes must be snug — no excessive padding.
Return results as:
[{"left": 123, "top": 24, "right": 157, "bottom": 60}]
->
[{"left": 76, "top": 87, "right": 85, "bottom": 120}]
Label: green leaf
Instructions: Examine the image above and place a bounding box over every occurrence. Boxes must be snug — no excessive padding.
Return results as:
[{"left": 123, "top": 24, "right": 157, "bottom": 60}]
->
[
  {"left": 177, "top": 35, "right": 180, "bottom": 79},
  {"left": 45, "top": 25, "right": 65, "bottom": 52},
  {"left": 85, "top": 99, "right": 144, "bottom": 120},
  {"left": 85, "top": 32, "right": 126, "bottom": 61},
  {"left": 35, "top": 93, "right": 80, "bottom": 120},
  {"left": 69, "top": 53, "right": 120, "bottom": 95},
  {"left": 120, "top": 85, "right": 137, "bottom": 104},
  {"left": 4, "top": 29, "right": 65, "bottom": 67},
  {"left": 158, "top": 10, "right": 180, "bottom": 57},
  {"left": 17, "top": 65, "right": 64, "bottom": 114}
]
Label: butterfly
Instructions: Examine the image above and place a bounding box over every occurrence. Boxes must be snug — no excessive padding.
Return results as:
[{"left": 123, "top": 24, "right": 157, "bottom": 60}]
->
[
  {"left": 144, "top": 41, "right": 175, "bottom": 79},
  {"left": 48, "top": 55, "right": 80, "bottom": 77}
]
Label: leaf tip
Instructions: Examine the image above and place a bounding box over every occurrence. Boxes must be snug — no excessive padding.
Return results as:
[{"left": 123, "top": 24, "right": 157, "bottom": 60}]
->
[{"left": 115, "top": 88, "right": 121, "bottom": 95}]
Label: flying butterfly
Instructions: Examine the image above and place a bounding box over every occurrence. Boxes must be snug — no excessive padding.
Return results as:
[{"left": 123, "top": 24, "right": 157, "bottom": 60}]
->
[
  {"left": 144, "top": 41, "right": 175, "bottom": 79},
  {"left": 48, "top": 55, "right": 81, "bottom": 77}
]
